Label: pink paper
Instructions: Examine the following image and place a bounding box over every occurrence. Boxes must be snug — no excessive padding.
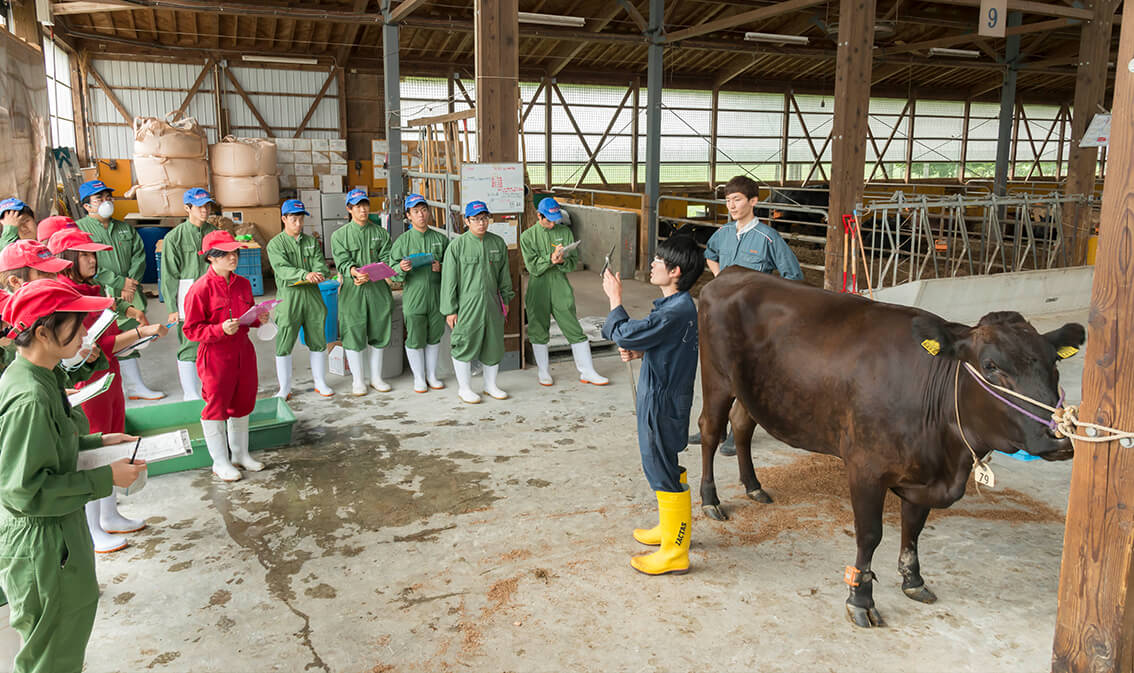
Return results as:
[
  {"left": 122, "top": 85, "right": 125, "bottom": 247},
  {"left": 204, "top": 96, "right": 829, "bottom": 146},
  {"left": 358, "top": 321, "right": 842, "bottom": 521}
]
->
[
  {"left": 357, "top": 262, "right": 396, "bottom": 281},
  {"left": 237, "top": 300, "right": 281, "bottom": 326}
]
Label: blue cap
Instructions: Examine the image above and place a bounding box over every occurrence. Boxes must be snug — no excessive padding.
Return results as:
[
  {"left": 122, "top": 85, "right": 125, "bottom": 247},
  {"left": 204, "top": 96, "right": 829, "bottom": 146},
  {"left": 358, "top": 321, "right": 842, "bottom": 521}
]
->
[
  {"left": 281, "top": 199, "right": 309, "bottom": 216},
  {"left": 464, "top": 201, "right": 489, "bottom": 218},
  {"left": 79, "top": 180, "right": 113, "bottom": 202},
  {"left": 537, "top": 197, "right": 564, "bottom": 222},
  {"left": 182, "top": 188, "right": 215, "bottom": 207},
  {"left": 345, "top": 188, "right": 370, "bottom": 206},
  {"left": 0, "top": 198, "right": 28, "bottom": 215},
  {"left": 405, "top": 193, "right": 426, "bottom": 210}
]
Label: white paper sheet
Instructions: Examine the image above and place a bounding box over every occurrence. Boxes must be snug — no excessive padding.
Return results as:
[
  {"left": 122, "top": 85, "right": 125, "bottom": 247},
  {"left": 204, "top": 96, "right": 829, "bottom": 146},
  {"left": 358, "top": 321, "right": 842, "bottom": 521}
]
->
[
  {"left": 77, "top": 429, "right": 193, "bottom": 470},
  {"left": 177, "top": 278, "right": 194, "bottom": 318},
  {"left": 67, "top": 372, "right": 115, "bottom": 407}
]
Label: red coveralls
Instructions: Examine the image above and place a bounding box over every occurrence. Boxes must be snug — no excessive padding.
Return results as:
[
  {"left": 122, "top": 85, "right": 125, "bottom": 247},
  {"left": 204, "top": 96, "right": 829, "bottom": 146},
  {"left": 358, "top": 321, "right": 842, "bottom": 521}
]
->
[
  {"left": 58, "top": 275, "right": 125, "bottom": 433},
  {"left": 182, "top": 266, "right": 258, "bottom": 421}
]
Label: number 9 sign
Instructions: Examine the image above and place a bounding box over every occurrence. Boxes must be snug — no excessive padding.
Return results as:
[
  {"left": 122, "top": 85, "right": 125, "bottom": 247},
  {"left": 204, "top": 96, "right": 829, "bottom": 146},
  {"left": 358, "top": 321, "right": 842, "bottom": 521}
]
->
[{"left": 979, "top": 0, "right": 1008, "bottom": 37}]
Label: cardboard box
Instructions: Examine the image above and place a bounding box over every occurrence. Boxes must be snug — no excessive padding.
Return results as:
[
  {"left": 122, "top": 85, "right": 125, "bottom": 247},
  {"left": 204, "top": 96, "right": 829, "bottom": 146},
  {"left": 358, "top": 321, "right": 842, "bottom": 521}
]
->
[
  {"left": 275, "top": 138, "right": 296, "bottom": 151},
  {"left": 293, "top": 151, "right": 313, "bottom": 165},
  {"left": 328, "top": 163, "right": 349, "bottom": 176},
  {"left": 327, "top": 150, "right": 347, "bottom": 163},
  {"left": 293, "top": 138, "right": 312, "bottom": 151},
  {"left": 329, "top": 138, "right": 347, "bottom": 152},
  {"left": 224, "top": 206, "right": 284, "bottom": 242},
  {"left": 311, "top": 138, "right": 330, "bottom": 151},
  {"left": 279, "top": 174, "right": 297, "bottom": 189},
  {"left": 296, "top": 175, "right": 316, "bottom": 189},
  {"left": 278, "top": 150, "right": 295, "bottom": 164},
  {"left": 295, "top": 163, "right": 314, "bottom": 176},
  {"left": 318, "top": 175, "right": 343, "bottom": 192},
  {"left": 313, "top": 164, "right": 330, "bottom": 177}
]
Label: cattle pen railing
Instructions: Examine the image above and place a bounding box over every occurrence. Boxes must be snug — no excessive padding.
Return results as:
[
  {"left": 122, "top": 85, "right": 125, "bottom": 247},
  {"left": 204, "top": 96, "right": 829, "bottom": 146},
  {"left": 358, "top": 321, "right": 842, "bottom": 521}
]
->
[{"left": 856, "top": 191, "right": 1096, "bottom": 291}]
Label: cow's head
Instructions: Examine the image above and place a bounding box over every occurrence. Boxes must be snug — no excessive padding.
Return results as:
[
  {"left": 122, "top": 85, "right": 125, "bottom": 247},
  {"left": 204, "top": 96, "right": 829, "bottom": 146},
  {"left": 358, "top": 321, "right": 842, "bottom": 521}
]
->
[{"left": 912, "top": 311, "right": 1085, "bottom": 460}]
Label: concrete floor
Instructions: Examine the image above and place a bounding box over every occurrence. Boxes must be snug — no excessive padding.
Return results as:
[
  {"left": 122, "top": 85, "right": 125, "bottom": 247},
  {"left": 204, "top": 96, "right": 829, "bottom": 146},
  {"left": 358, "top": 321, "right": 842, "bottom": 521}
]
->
[{"left": 0, "top": 272, "right": 1088, "bottom": 673}]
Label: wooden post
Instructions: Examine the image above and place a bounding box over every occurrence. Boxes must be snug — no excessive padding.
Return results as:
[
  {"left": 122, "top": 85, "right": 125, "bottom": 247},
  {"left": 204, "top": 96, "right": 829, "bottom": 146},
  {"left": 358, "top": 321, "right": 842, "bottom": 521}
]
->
[
  {"left": 825, "top": 0, "right": 876, "bottom": 290},
  {"left": 1062, "top": 0, "right": 1120, "bottom": 265},
  {"left": 9, "top": 0, "right": 40, "bottom": 47},
  {"left": 1051, "top": 9, "right": 1134, "bottom": 671}
]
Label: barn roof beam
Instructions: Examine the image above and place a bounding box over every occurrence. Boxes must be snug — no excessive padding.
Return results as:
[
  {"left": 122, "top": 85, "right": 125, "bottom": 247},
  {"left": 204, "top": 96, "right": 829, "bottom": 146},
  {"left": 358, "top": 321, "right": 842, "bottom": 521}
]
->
[{"left": 664, "top": 0, "right": 829, "bottom": 43}]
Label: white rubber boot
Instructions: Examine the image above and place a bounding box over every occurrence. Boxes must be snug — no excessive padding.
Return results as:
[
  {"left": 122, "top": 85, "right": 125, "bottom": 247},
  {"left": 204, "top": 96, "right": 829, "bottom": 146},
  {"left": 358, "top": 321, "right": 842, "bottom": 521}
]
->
[
  {"left": 345, "top": 349, "right": 367, "bottom": 396},
  {"left": 99, "top": 493, "right": 145, "bottom": 534},
  {"left": 202, "top": 419, "right": 241, "bottom": 482},
  {"left": 274, "top": 354, "right": 293, "bottom": 399},
  {"left": 452, "top": 358, "right": 481, "bottom": 404},
  {"left": 227, "top": 415, "right": 263, "bottom": 472},
  {"left": 119, "top": 357, "right": 166, "bottom": 400},
  {"left": 482, "top": 363, "right": 509, "bottom": 400},
  {"left": 425, "top": 343, "right": 445, "bottom": 389},
  {"left": 85, "top": 499, "right": 127, "bottom": 553},
  {"left": 309, "top": 351, "right": 334, "bottom": 397},
  {"left": 406, "top": 347, "right": 428, "bottom": 393},
  {"left": 368, "top": 346, "right": 391, "bottom": 392},
  {"left": 532, "top": 343, "right": 554, "bottom": 386},
  {"left": 572, "top": 341, "right": 610, "bottom": 385},
  {"left": 177, "top": 360, "right": 203, "bottom": 401}
]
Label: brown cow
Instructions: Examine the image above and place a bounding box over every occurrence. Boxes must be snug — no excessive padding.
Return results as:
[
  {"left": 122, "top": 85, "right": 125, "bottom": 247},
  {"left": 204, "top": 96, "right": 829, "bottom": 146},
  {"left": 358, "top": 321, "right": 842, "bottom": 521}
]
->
[{"left": 697, "top": 267, "right": 1084, "bottom": 627}]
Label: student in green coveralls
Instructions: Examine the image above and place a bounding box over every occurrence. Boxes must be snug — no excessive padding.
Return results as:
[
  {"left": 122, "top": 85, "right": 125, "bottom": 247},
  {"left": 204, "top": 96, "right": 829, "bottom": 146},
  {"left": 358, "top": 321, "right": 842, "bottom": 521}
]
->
[
  {"left": 75, "top": 179, "right": 165, "bottom": 401},
  {"left": 160, "top": 187, "right": 217, "bottom": 401},
  {"left": 520, "top": 197, "right": 608, "bottom": 388},
  {"left": 388, "top": 193, "right": 448, "bottom": 393},
  {"left": 0, "top": 279, "right": 146, "bottom": 673},
  {"left": 332, "top": 188, "right": 394, "bottom": 396},
  {"left": 440, "top": 201, "right": 514, "bottom": 404},
  {"left": 266, "top": 199, "right": 335, "bottom": 399},
  {"left": 0, "top": 198, "right": 34, "bottom": 247}
]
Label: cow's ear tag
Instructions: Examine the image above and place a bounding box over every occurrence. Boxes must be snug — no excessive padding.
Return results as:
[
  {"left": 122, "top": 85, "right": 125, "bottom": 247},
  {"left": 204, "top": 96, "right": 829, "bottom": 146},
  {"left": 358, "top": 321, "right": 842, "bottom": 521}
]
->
[
  {"left": 921, "top": 339, "right": 941, "bottom": 356},
  {"left": 1057, "top": 346, "right": 1079, "bottom": 360},
  {"left": 974, "top": 463, "right": 995, "bottom": 488}
]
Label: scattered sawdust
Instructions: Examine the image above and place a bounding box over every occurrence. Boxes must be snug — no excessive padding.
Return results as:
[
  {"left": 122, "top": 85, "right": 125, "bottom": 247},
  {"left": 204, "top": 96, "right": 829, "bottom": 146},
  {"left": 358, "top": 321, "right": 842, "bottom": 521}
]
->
[
  {"left": 206, "top": 589, "right": 231, "bottom": 608},
  {"left": 146, "top": 651, "right": 181, "bottom": 668},
  {"left": 498, "top": 548, "right": 532, "bottom": 563},
  {"left": 532, "top": 568, "right": 555, "bottom": 583},
  {"left": 113, "top": 592, "right": 134, "bottom": 605},
  {"left": 485, "top": 576, "right": 520, "bottom": 614},
  {"left": 717, "top": 453, "right": 1065, "bottom": 547}
]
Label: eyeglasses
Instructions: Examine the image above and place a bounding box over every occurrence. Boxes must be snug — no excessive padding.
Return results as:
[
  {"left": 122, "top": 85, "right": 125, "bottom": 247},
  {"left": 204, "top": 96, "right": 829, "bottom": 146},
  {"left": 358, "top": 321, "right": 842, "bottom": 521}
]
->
[{"left": 468, "top": 215, "right": 491, "bottom": 224}]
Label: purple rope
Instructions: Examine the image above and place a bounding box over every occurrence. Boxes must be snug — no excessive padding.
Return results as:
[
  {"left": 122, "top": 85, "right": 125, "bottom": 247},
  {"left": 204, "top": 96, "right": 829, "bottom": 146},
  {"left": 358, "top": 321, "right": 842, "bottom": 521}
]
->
[{"left": 963, "top": 365, "right": 1061, "bottom": 430}]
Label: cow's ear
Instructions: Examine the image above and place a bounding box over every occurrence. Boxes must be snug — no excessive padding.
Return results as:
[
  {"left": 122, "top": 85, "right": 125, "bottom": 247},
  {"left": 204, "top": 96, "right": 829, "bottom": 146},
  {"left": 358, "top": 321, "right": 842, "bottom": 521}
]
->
[
  {"left": 1045, "top": 323, "right": 1086, "bottom": 359},
  {"left": 911, "top": 316, "right": 969, "bottom": 359}
]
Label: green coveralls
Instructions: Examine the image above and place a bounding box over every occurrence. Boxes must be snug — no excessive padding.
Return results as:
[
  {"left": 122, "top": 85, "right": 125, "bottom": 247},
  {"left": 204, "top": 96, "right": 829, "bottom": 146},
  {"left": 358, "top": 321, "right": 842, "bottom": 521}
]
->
[
  {"left": 440, "top": 231, "right": 514, "bottom": 366},
  {"left": 388, "top": 227, "right": 448, "bottom": 349},
  {"left": 0, "top": 225, "right": 17, "bottom": 247},
  {"left": 75, "top": 216, "right": 148, "bottom": 358},
  {"left": 331, "top": 219, "right": 393, "bottom": 351},
  {"left": 0, "top": 357, "right": 113, "bottom": 673},
  {"left": 519, "top": 223, "right": 586, "bottom": 345},
  {"left": 160, "top": 219, "right": 217, "bottom": 362},
  {"left": 266, "top": 230, "right": 332, "bottom": 356}
]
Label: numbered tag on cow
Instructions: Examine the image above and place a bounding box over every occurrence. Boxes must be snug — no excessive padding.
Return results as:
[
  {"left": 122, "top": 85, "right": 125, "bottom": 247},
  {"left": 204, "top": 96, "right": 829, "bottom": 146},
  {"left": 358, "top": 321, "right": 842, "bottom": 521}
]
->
[{"left": 974, "top": 463, "right": 996, "bottom": 488}]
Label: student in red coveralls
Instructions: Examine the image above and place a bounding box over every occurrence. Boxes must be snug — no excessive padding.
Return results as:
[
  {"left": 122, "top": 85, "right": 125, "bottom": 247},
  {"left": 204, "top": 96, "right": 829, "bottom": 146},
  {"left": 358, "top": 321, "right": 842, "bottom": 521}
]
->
[
  {"left": 47, "top": 228, "right": 169, "bottom": 552},
  {"left": 182, "top": 230, "right": 266, "bottom": 482}
]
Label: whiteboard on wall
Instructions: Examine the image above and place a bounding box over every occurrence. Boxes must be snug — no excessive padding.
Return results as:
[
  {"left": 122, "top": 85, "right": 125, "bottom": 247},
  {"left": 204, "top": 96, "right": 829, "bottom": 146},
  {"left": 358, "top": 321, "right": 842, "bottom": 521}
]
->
[{"left": 460, "top": 163, "right": 524, "bottom": 213}]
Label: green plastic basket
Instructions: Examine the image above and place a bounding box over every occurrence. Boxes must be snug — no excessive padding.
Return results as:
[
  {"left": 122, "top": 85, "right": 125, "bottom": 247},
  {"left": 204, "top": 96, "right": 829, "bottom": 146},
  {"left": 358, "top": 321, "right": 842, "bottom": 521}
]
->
[{"left": 124, "top": 397, "right": 297, "bottom": 477}]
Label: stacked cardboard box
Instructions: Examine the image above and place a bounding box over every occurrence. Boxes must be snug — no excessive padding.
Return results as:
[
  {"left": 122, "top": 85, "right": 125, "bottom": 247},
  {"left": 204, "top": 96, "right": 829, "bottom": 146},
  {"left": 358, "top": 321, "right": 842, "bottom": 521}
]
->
[{"left": 276, "top": 137, "right": 349, "bottom": 193}]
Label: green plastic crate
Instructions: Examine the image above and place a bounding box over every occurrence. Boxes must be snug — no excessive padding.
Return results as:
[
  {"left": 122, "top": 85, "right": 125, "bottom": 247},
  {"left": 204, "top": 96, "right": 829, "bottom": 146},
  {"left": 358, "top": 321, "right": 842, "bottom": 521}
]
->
[{"left": 124, "top": 397, "right": 297, "bottom": 477}]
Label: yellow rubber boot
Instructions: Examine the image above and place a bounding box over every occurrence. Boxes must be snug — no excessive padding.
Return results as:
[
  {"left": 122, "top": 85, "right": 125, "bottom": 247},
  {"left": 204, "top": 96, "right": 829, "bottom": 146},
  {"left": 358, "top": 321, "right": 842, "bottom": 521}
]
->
[
  {"left": 633, "top": 467, "right": 686, "bottom": 545},
  {"left": 631, "top": 486, "right": 691, "bottom": 576}
]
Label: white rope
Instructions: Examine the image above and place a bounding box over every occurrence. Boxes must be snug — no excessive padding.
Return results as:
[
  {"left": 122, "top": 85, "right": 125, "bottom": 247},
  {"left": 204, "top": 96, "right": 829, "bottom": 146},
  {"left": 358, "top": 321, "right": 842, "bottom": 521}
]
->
[{"left": 962, "top": 362, "right": 1134, "bottom": 444}]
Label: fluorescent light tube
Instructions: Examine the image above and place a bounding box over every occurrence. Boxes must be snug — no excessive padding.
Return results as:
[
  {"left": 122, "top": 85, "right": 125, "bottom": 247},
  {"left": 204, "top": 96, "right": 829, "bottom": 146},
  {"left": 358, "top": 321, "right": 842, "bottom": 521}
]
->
[
  {"left": 744, "top": 32, "right": 809, "bottom": 45},
  {"left": 241, "top": 55, "right": 320, "bottom": 65},
  {"left": 518, "top": 12, "right": 586, "bottom": 28},
  {"left": 928, "top": 48, "right": 980, "bottom": 58}
]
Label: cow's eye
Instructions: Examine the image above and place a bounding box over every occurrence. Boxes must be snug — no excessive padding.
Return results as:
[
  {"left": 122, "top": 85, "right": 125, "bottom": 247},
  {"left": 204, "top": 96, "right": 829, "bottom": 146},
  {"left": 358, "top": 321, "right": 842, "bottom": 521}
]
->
[{"left": 983, "top": 359, "right": 1000, "bottom": 373}]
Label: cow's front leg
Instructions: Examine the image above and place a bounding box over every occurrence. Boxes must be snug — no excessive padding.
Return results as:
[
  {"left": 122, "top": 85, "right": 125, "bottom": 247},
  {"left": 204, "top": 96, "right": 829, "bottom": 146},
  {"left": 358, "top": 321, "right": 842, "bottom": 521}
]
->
[
  {"left": 698, "top": 394, "right": 733, "bottom": 521},
  {"left": 898, "top": 499, "right": 937, "bottom": 604},
  {"left": 730, "top": 403, "right": 772, "bottom": 504},
  {"left": 845, "top": 480, "right": 886, "bottom": 628}
]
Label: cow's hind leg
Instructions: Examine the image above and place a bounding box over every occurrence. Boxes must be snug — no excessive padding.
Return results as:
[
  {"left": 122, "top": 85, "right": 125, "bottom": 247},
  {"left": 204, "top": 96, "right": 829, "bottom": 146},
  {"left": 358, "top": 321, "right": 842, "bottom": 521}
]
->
[
  {"left": 730, "top": 402, "right": 772, "bottom": 504},
  {"left": 698, "top": 392, "right": 733, "bottom": 521},
  {"left": 898, "top": 499, "right": 937, "bottom": 604},
  {"left": 845, "top": 480, "right": 886, "bottom": 628}
]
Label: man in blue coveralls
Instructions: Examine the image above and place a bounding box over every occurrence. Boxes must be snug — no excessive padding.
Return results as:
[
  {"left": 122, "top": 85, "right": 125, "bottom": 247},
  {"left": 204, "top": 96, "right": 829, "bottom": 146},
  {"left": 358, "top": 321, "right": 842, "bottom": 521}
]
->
[
  {"left": 601, "top": 235, "right": 704, "bottom": 576},
  {"left": 692, "top": 174, "right": 804, "bottom": 455}
]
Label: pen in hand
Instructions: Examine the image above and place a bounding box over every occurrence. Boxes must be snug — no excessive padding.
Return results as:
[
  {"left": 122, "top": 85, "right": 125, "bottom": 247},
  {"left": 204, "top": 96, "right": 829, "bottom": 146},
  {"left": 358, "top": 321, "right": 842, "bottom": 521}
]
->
[{"left": 128, "top": 437, "right": 142, "bottom": 464}]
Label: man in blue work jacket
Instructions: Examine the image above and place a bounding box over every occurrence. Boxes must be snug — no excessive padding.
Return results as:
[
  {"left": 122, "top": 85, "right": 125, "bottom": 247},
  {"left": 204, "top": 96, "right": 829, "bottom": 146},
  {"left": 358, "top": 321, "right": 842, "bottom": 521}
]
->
[
  {"left": 694, "top": 174, "right": 804, "bottom": 455},
  {"left": 601, "top": 235, "right": 704, "bottom": 576}
]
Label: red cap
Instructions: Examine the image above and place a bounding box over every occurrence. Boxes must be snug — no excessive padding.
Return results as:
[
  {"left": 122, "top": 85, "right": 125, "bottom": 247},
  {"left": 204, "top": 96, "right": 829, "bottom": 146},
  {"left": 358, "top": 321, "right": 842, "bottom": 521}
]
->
[
  {"left": 2, "top": 279, "right": 113, "bottom": 337},
  {"left": 200, "top": 230, "right": 248, "bottom": 255},
  {"left": 47, "top": 228, "right": 113, "bottom": 255},
  {"left": 36, "top": 216, "right": 78, "bottom": 243},
  {"left": 0, "top": 240, "right": 72, "bottom": 273}
]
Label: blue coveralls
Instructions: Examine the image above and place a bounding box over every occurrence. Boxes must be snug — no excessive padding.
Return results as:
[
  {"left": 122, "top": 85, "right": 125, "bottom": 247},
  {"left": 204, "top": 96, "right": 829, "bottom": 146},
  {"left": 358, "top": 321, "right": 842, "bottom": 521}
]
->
[
  {"left": 602, "top": 292, "right": 699, "bottom": 493},
  {"left": 705, "top": 219, "right": 804, "bottom": 279}
]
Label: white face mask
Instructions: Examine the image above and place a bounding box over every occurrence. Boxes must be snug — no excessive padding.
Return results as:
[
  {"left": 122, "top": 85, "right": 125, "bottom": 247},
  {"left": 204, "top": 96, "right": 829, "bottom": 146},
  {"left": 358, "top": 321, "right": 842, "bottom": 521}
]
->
[
  {"left": 59, "top": 344, "right": 94, "bottom": 372},
  {"left": 97, "top": 201, "right": 115, "bottom": 219}
]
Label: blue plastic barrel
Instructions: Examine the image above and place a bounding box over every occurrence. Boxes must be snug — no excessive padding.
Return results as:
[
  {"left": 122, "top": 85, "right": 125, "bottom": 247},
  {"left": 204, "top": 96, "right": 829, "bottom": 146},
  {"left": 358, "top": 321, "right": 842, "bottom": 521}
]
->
[
  {"left": 137, "top": 227, "right": 169, "bottom": 284},
  {"left": 299, "top": 279, "right": 340, "bottom": 347}
]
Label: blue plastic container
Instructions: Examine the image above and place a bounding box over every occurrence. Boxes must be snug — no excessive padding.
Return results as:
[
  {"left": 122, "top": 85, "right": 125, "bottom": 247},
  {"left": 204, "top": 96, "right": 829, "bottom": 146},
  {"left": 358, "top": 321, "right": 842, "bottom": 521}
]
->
[
  {"left": 237, "top": 248, "right": 264, "bottom": 296},
  {"left": 137, "top": 226, "right": 168, "bottom": 284},
  {"left": 300, "top": 279, "right": 340, "bottom": 347}
]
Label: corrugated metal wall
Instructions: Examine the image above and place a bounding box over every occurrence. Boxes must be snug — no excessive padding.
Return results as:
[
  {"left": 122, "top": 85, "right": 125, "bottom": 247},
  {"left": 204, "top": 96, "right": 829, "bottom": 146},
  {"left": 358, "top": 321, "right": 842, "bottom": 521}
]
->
[{"left": 88, "top": 60, "right": 340, "bottom": 158}]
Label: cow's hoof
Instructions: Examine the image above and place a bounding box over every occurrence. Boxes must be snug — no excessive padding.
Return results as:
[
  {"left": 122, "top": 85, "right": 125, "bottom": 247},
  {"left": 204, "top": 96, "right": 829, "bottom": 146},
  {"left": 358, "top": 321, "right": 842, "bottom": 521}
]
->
[
  {"left": 902, "top": 584, "right": 937, "bottom": 604},
  {"left": 846, "top": 603, "right": 885, "bottom": 628},
  {"left": 701, "top": 504, "right": 728, "bottom": 521},
  {"left": 746, "top": 488, "right": 773, "bottom": 504}
]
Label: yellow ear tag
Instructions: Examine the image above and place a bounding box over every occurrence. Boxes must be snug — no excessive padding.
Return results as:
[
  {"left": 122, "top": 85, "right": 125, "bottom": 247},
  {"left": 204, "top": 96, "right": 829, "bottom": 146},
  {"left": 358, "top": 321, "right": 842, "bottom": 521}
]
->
[
  {"left": 921, "top": 339, "right": 941, "bottom": 356},
  {"left": 1057, "top": 346, "right": 1079, "bottom": 359}
]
